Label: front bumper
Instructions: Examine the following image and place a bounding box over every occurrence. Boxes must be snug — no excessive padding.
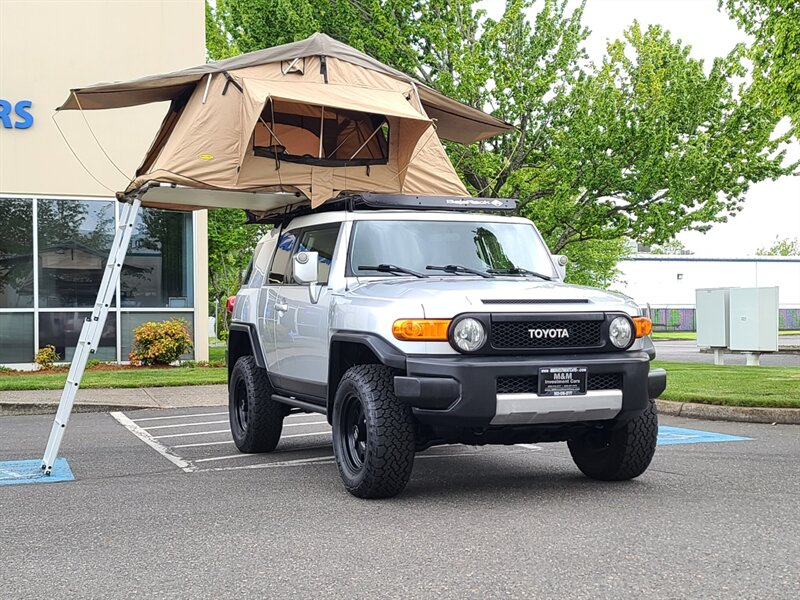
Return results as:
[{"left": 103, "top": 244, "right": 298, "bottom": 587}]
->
[{"left": 394, "top": 351, "right": 665, "bottom": 429}]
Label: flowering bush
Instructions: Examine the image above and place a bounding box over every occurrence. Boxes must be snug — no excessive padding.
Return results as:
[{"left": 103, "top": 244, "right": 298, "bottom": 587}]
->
[
  {"left": 129, "top": 319, "right": 193, "bottom": 366},
  {"left": 35, "top": 345, "right": 61, "bottom": 369}
]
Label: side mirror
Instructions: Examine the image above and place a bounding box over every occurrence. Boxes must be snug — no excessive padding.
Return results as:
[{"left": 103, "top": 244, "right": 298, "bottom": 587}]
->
[
  {"left": 293, "top": 251, "right": 322, "bottom": 304},
  {"left": 553, "top": 254, "right": 568, "bottom": 280}
]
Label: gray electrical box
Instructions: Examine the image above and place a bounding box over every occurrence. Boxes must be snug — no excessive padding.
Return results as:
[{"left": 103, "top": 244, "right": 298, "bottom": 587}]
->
[
  {"left": 696, "top": 288, "right": 730, "bottom": 348},
  {"left": 729, "top": 287, "right": 779, "bottom": 352}
]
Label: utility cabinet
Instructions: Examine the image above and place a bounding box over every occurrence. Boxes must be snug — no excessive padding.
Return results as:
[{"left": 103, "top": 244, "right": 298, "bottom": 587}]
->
[
  {"left": 728, "top": 287, "right": 779, "bottom": 352},
  {"left": 696, "top": 288, "right": 731, "bottom": 348}
]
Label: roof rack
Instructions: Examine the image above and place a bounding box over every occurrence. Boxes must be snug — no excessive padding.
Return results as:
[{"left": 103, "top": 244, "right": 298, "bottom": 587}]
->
[{"left": 245, "top": 193, "right": 517, "bottom": 225}]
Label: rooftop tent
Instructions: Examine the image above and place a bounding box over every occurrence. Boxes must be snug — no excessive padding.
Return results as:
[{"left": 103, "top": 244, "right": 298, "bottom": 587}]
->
[{"left": 56, "top": 33, "right": 513, "bottom": 211}]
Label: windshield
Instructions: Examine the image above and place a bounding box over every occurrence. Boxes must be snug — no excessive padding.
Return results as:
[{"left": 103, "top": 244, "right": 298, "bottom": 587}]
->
[{"left": 349, "top": 220, "right": 557, "bottom": 278}]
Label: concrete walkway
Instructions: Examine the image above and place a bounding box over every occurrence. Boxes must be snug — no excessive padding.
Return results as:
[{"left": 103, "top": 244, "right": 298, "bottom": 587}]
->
[{"left": 0, "top": 385, "right": 226, "bottom": 416}]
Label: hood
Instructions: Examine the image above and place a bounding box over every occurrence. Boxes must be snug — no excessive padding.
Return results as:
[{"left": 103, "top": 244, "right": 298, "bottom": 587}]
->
[{"left": 346, "top": 277, "right": 640, "bottom": 316}]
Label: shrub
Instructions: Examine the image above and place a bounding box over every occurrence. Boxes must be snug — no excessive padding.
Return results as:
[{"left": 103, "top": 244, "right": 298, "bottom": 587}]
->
[
  {"left": 129, "top": 319, "right": 193, "bottom": 366},
  {"left": 35, "top": 345, "right": 61, "bottom": 369}
]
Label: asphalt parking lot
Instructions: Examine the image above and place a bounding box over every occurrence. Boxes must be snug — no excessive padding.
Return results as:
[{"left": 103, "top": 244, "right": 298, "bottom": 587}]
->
[{"left": 1, "top": 409, "right": 798, "bottom": 599}]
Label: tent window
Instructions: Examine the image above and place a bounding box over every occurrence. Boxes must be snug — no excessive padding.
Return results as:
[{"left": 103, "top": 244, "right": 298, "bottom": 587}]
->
[{"left": 253, "top": 99, "right": 389, "bottom": 167}]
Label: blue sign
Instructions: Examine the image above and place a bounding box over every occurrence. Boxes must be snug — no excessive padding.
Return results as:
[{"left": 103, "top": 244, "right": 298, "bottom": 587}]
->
[
  {"left": 657, "top": 426, "right": 751, "bottom": 445},
  {"left": 0, "top": 99, "right": 34, "bottom": 129},
  {"left": 0, "top": 458, "right": 74, "bottom": 485}
]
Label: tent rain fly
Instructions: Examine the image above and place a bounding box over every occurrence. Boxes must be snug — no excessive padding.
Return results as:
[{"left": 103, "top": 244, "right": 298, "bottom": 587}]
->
[{"left": 57, "top": 33, "right": 512, "bottom": 214}]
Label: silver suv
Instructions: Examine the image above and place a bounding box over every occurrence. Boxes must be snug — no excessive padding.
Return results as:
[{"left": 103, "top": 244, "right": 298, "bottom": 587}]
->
[{"left": 227, "top": 194, "right": 666, "bottom": 498}]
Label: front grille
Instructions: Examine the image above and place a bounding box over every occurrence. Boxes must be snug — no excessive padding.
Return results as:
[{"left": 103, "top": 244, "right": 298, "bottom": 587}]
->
[
  {"left": 496, "top": 373, "right": 622, "bottom": 394},
  {"left": 491, "top": 319, "right": 602, "bottom": 350}
]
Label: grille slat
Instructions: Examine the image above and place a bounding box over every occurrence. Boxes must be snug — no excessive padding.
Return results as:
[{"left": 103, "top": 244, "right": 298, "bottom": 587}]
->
[
  {"left": 491, "top": 319, "right": 602, "bottom": 350},
  {"left": 496, "top": 373, "right": 622, "bottom": 394}
]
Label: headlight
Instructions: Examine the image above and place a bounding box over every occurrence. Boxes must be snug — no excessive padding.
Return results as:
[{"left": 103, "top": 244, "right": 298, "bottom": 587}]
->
[
  {"left": 609, "top": 316, "right": 633, "bottom": 349},
  {"left": 451, "top": 318, "right": 487, "bottom": 352}
]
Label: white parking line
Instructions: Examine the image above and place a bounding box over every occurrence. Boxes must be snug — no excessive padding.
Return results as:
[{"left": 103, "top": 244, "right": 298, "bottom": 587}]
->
[
  {"left": 152, "top": 421, "right": 328, "bottom": 439},
  {"left": 131, "top": 411, "right": 227, "bottom": 422},
  {"left": 194, "top": 435, "right": 332, "bottom": 463},
  {"left": 110, "top": 412, "right": 196, "bottom": 473},
  {"left": 203, "top": 456, "right": 336, "bottom": 472},
  {"left": 152, "top": 429, "right": 230, "bottom": 439},
  {"left": 142, "top": 420, "right": 228, "bottom": 430},
  {"left": 173, "top": 431, "right": 331, "bottom": 449}
]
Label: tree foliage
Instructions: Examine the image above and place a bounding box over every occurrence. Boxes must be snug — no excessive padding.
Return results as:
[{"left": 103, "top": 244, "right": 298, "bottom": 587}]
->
[
  {"left": 756, "top": 236, "right": 800, "bottom": 256},
  {"left": 207, "top": 209, "right": 267, "bottom": 328},
  {"left": 206, "top": 0, "right": 795, "bottom": 287},
  {"left": 721, "top": 0, "right": 800, "bottom": 128}
]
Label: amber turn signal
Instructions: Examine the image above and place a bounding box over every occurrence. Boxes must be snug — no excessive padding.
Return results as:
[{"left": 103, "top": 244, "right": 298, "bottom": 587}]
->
[
  {"left": 392, "top": 319, "right": 451, "bottom": 341},
  {"left": 633, "top": 316, "right": 653, "bottom": 338}
]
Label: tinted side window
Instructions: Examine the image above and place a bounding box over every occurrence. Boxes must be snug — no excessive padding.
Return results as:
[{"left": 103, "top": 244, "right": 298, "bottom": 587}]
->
[
  {"left": 268, "top": 231, "right": 297, "bottom": 284},
  {"left": 294, "top": 225, "right": 340, "bottom": 285}
]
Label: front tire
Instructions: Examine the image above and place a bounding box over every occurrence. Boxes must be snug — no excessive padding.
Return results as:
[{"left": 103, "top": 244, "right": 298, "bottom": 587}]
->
[
  {"left": 332, "top": 365, "right": 416, "bottom": 499},
  {"left": 228, "top": 356, "right": 285, "bottom": 453},
  {"left": 568, "top": 399, "right": 658, "bottom": 481}
]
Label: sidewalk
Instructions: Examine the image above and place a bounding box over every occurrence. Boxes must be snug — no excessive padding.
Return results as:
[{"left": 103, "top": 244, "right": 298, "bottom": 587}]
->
[
  {"left": 3, "top": 384, "right": 798, "bottom": 424},
  {"left": 0, "top": 385, "right": 227, "bottom": 416}
]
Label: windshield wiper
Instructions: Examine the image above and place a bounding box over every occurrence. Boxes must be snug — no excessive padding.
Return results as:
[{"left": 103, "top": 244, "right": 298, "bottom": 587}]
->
[
  {"left": 487, "top": 267, "right": 553, "bottom": 281},
  {"left": 426, "top": 264, "right": 493, "bottom": 278},
  {"left": 357, "top": 264, "right": 428, "bottom": 278}
]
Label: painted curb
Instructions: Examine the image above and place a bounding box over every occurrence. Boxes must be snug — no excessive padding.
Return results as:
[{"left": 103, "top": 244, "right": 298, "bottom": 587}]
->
[{"left": 657, "top": 399, "right": 800, "bottom": 425}]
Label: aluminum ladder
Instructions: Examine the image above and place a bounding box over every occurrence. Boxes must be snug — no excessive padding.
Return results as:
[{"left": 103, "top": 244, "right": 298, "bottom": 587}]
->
[{"left": 41, "top": 198, "right": 141, "bottom": 474}]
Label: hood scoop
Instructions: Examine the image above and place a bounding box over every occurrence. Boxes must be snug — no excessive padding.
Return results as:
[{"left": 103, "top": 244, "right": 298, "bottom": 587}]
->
[{"left": 481, "top": 298, "right": 590, "bottom": 305}]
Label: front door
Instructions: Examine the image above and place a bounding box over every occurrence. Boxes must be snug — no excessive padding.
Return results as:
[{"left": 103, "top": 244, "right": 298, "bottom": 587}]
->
[{"left": 272, "top": 223, "right": 341, "bottom": 399}]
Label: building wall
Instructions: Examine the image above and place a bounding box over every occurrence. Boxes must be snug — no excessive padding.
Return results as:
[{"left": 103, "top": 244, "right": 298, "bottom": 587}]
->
[
  {"left": 0, "top": 0, "right": 208, "bottom": 363},
  {"left": 617, "top": 256, "right": 800, "bottom": 307},
  {"left": 616, "top": 255, "right": 800, "bottom": 331}
]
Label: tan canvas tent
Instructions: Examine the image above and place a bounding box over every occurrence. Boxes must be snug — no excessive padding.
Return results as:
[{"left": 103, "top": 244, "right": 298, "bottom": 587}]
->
[{"left": 57, "top": 33, "right": 512, "bottom": 211}]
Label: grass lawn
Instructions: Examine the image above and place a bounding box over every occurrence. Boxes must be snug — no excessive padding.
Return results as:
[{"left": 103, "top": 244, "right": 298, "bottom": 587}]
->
[
  {"left": 208, "top": 345, "right": 226, "bottom": 363},
  {"left": 0, "top": 367, "right": 227, "bottom": 391},
  {"left": 653, "top": 360, "right": 800, "bottom": 409},
  {"left": 652, "top": 330, "right": 800, "bottom": 341}
]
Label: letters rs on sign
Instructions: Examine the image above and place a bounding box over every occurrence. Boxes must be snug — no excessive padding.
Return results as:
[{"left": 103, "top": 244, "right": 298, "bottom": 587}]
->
[{"left": 0, "top": 99, "right": 34, "bottom": 129}]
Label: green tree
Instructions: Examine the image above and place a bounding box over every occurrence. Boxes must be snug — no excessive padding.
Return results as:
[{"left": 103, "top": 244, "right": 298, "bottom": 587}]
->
[
  {"left": 650, "top": 239, "right": 693, "bottom": 255},
  {"left": 721, "top": 0, "right": 800, "bottom": 128},
  {"left": 206, "top": 0, "right": 795, "bottom": 287},
  {"left": 756, "top": 236, "right": 800, "bottom": 256},
  {"left": 207, "top": 209, "right": 267, "bottom": 334}
]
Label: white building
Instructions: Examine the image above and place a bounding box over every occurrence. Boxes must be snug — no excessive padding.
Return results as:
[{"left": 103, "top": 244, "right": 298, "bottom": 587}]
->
[{"left": 616, "top": 255, "right": 800, "bottom": 330}]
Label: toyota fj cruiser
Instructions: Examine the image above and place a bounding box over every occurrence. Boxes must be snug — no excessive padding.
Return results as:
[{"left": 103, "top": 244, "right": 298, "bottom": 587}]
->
[{"left": 227, "top": 194, "right": 666, "bottom": 498}]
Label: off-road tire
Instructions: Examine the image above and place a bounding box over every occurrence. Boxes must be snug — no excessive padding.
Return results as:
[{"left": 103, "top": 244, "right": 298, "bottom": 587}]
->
[
  {"left": 568, "top": 399, "right": 658, "bottom": 481},
  {"left": 332, "top": 365, "right": 416, "bottom": 499},
  {"left": 228, "top": 356, "right": 284, "bottom": 453}
]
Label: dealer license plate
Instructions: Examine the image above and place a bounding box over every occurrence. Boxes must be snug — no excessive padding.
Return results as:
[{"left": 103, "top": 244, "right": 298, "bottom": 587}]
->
[{"left": 538, "top": 367, "right": 587, "bottom": 397}]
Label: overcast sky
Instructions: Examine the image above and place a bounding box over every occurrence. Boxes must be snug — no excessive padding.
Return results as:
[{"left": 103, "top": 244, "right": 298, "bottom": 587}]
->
[{"left": 481, "top": 0, "right": 800, "bottom": 256}]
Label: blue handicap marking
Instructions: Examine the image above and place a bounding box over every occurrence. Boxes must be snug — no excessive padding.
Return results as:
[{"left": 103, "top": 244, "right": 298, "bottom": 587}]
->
[
  {"left": 0, "top": 458, "right": 74, "bottom": 486},
  {"left": 657, "top": 426, "right": 751, "bottom": 446}
]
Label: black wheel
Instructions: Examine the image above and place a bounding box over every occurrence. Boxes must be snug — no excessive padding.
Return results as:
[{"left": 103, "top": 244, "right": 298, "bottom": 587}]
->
[
  {"left": 228, "top": 356, "right": 285, "bottom": 453},
  {"left": 332, "top": 365, "right": 415, "bottom": 499},
  {"left": 568, "top": 399, "right": 658, "bottom": 481}
]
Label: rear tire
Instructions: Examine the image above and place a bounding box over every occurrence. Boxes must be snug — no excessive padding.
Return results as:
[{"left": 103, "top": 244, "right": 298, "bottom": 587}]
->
[
  {"left": 332, "top": 365, "right": 415, "bottom": 499},
  {"left": 568, "top": 399, "right": 658, "bottom": 481},
  {"left": 228, "top": 356, "right": 284, "bottom": 453}
]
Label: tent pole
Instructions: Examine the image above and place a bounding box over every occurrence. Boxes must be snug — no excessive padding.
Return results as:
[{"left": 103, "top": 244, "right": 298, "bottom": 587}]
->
[{"left": 40, "top": 198, "right": 142, "bottom": 474}]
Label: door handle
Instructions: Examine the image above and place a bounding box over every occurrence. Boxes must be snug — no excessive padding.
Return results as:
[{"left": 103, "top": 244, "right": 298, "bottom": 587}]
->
[{"left": 275, "top": 302, "right": 288, "bottom": 313}]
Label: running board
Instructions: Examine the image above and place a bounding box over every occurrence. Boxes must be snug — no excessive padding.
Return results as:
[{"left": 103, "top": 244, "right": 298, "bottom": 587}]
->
[{"left": 271, "top": 394, "right": 327, "bottom": 415}]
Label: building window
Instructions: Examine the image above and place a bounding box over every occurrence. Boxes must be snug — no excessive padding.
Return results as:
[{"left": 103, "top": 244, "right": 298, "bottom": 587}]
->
[
  {"left": 39, "top": 311, "right": 117, "bottom": 362},
  {"left": 0, "top": 195, "right": 198, "bottom": 365},
  {"left": 37, "top": 198, "right": 114, "bottom": 309},
  {"left": 0, "top": 198, "right": 34, "bottom": 308},
  {"left": 121, "top": 209, "right": 194, "bottom": 308},
  {"left": 0, "top": 313, "right": 34, "bottom": 363}
]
